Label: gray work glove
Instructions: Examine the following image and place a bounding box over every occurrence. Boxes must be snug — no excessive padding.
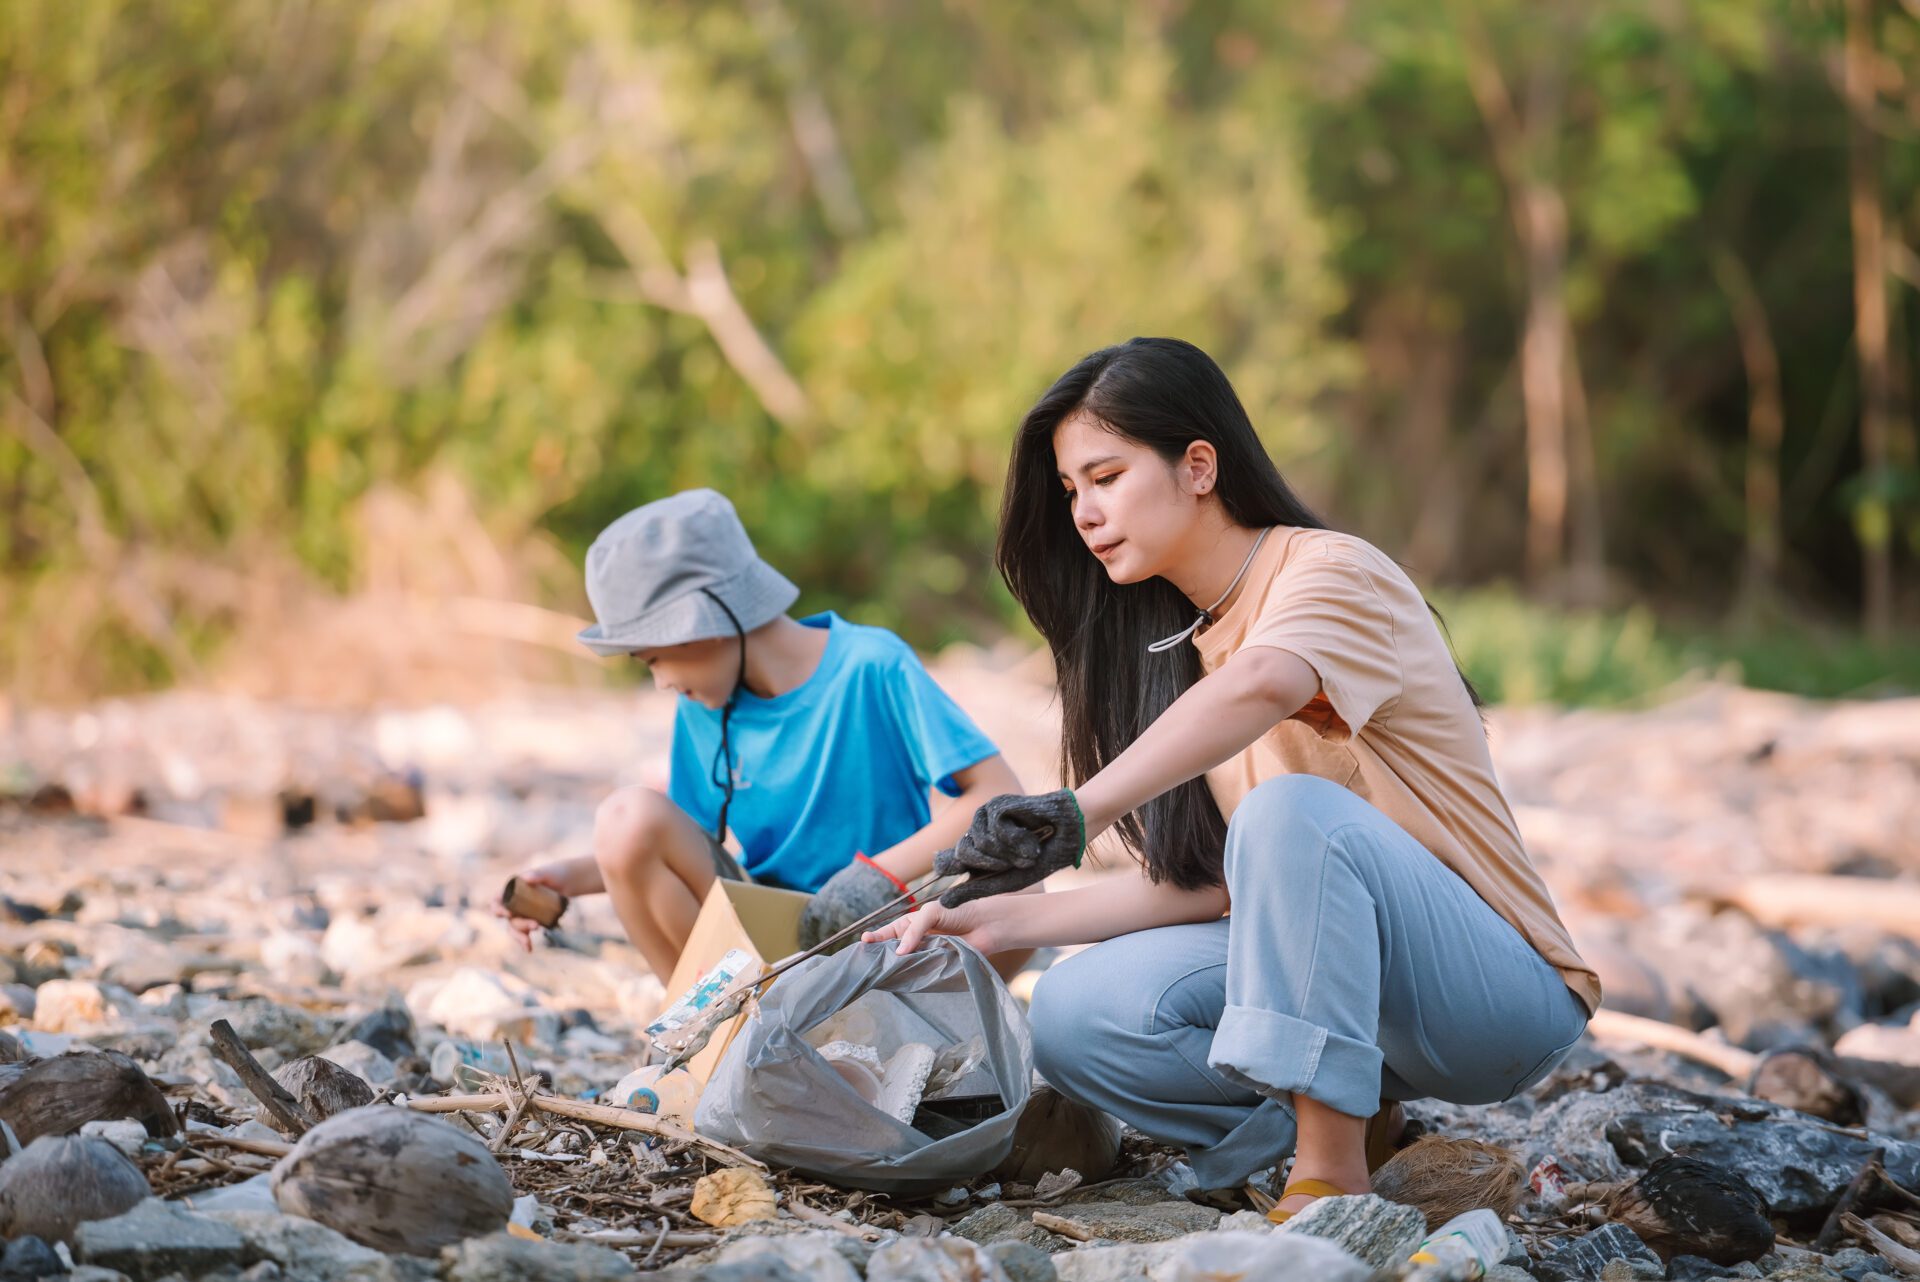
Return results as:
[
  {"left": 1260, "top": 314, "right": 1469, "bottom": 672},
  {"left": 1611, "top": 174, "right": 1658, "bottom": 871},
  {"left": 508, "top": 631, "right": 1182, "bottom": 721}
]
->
[
  {"left": 799, "top": 855, "right": 910, "bottom": 952},
  {"left": 935, "top": 790, "right": 1086, "bottom": 908}
]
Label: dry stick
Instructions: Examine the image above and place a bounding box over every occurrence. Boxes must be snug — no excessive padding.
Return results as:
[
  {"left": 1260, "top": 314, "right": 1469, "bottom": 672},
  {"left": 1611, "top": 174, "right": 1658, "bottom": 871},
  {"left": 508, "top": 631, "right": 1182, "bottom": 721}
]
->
[
  {"left": 409, "top": 1091, "right": 766, "bottom": 1171},
  {"left": 1816, "top": 1152, "right": 1885, "bottom": 1253},
  {"left": 207, "top": 1019, "right": 315, "bottom": 1137},
  {"left": 189, "top": 1134, "right": 295, "bottom": 1159},
  {"left": 1030, "top": 1211, "right": 1097, "bottom": 1242},
  {"left": 1840, "top": 1213, "right": 1920, "bottom": 1276},
  {"left": 1585, "top": 1009, "right": 1759, "bottom": 1080},
  {"left": 490, "top": 1078, "right": 535, "bottom": 1156},
  {"left": 786, "top": 1197, "right": 885, "bottom": 1241}
]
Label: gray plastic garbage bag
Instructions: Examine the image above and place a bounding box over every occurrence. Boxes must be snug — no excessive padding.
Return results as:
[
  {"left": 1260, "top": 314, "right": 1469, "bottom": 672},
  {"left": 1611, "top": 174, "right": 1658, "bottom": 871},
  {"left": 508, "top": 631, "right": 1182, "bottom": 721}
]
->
[{"left": 693, "top": 936, "right": 1033, "bottom": 1193}]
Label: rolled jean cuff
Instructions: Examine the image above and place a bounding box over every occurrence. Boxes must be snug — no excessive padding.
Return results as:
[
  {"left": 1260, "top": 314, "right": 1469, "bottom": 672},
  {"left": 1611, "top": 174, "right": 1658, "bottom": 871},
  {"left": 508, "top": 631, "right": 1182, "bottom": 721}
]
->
[{"left": 1208, "top": 1004, "right": 1384, "bottom": 1119}]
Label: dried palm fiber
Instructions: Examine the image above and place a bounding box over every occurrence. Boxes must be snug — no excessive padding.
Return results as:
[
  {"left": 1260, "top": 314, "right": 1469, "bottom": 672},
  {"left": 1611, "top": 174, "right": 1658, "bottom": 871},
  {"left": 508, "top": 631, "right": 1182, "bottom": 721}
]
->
[
  {"left": 1370, "top": 1135, "right": 1524, "bottom": 1230},
  {"left": 1601, "top": 1155, "right": 1772, "bottom": 1264},
  {"left": 0, "top": 1135, "right": 149, "bottom": 1244},
  {"left": 0, "top": 1051, "right": 177, "bottom": 1146},
  {"left": 271, "top": 1055, "right": 374, "bottom": 1129},
  {"left": 271, "top": 1105, "right": 511, "bottom": 1255}
]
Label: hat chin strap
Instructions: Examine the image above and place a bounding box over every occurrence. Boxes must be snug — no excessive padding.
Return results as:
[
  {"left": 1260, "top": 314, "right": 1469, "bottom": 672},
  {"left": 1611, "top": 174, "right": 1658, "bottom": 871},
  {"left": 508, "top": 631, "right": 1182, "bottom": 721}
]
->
[{"left": 699, "top": 588, "right": 748, "bottom": 847}]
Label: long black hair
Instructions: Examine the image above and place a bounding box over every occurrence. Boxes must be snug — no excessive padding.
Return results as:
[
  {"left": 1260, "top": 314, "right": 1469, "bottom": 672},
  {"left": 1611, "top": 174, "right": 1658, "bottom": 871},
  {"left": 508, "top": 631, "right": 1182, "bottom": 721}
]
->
[{"left": 997, "top": 337, "right": 1478, "bottom": 891}]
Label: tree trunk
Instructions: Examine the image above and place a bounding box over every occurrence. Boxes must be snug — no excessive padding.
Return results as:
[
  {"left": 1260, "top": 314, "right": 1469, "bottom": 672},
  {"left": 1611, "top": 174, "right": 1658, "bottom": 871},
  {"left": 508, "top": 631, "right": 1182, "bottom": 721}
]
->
[
  {"left": 1459, "top": 12, "right": 1593, "bottom": 594},
  {"left": 1844, "top": 0, "right": 1894, "bottom": 642},
  {"left": 1711, "top": 249, "right": 1785, "bottom": 612}
]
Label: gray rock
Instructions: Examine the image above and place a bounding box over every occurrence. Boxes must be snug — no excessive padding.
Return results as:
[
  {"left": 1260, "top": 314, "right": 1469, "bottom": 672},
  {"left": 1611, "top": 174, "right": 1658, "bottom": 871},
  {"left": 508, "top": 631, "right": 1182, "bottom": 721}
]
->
[
  {"left": 865, "top": 1237, "right": 1010, "bottom": 1282},
  {"left": 1056, "top": 1180, "right": 1184, "bottom": 1208},
  {"left": 1161, "top": 1231, "right": 1372, "bottom": 1282},
  {"left": 440, "top": 1232, "right": 633, "bottom": 1282},
  {"left": 206, "top": 999, "right": 334, "bottom": 1058},
  {"left": 1028, "top": 1200, "right": 1219, "bottom": 1245},
  {"left": 1484, "top": 1268, "right": 1536, "bottom": 1282},
  {"left": 1602, "top": 1095, "right": 1920, "bottom": 1214},
  {"left": 950, "top": 1203, "right": 1067, "bottom": 1253},
  {"left": 73, "top": 1199, "right": 249, "bottom": 1280},
  {"left": 700, "top": 1233, "right": 863, "bottom": 1282},
  {"left": 1625, "top": 907, "right": 1861, "bottom": 1049},
  {"left": 1829, "top": 1248, "right": 1890, "bottom": 1279},
  {"left": 1669, "top": 1256, "right": 1738, "bottom": 1279},
  {"left": 1048, "top": 1243, "right": 1175, "bottom": 1282},
  {"left": 985, "top": 1241, "right": 1057, "bottom": 1282},
  {"left": 201, "top": 1210, "right": 431, "bottom": 1282},
  {"left": 0, "top": 1235, "right": 63, "bottom": 1280},
  {"left": 65, "top": 1270, "right": 133, "bottom": 1282},
  {"left": 1271, "top": 1193, "right": 1424, "bottom": 1270},
  {"left": 1216, "top": 1210, "right": 1273, "bottom": 1235},
  {"left": 1534, "top": 1224, "right": 1663, "bottom": 1282},
  {"left": 1763, "top": 1267, "right": 1843, "bottom": 1282}
]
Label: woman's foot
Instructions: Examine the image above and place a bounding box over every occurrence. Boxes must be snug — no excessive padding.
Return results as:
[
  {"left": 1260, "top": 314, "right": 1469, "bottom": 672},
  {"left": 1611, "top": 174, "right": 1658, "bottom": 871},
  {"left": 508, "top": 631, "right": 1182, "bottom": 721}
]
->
[{"left": 1268, "top": 1167, "right": 1371, "bottom": 1221}]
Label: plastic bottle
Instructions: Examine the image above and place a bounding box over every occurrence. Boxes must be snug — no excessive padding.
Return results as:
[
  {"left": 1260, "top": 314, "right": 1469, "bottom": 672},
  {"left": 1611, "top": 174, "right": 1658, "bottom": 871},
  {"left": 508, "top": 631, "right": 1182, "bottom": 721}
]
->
[
  {"left": 610, "top": 1064, "right": 703, "bottom": 1126},
  {"left": 1405, "top": 1208, "right": 1508, "bottom": 1280},
  {"left": 429, "top": 1039, "right": 518, "bottom": 1092}
]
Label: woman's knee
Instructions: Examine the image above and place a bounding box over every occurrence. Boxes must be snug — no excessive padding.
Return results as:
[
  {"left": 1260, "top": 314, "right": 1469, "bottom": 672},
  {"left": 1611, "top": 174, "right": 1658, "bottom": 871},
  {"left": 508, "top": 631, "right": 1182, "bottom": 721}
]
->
[
  {"left": 1028, "top": 957, "right": 1117, "bottom": 1092},
  {"left": 1224, "top": 775, "right": 1356, "bottom": 880},
  {"left": 593, "top": 787, "right": 677, "bottom": 878}
]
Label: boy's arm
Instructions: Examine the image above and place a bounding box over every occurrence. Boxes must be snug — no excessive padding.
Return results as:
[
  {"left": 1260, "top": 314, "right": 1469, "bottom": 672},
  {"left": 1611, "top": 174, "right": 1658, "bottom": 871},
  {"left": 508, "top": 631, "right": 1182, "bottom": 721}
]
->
[{"left": 866, "top": 754, "right": 1021, "bottom": 887}]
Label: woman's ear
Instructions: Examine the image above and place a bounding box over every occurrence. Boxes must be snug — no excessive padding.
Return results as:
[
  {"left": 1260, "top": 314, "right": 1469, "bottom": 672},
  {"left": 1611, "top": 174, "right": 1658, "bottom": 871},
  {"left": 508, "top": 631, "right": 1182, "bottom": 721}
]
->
[{"left": 1183, "top": 441, "right": 1219, "bottom": 497}]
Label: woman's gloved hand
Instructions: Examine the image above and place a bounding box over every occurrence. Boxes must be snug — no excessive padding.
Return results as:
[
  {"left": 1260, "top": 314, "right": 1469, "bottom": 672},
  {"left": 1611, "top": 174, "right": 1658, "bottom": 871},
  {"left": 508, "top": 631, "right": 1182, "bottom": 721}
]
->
[
  {"left": 934, "top": 789, "right": 1086, "bottom": 907},
  {"left": 798, "top": 854, "right": 912, "bottom": 951}
]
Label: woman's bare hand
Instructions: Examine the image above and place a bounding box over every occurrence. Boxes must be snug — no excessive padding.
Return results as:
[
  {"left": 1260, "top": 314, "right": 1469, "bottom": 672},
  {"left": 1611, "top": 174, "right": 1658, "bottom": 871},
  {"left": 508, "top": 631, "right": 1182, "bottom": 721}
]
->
[{"left": 861, "top": 898, "right": 1001, "bottom": 956}]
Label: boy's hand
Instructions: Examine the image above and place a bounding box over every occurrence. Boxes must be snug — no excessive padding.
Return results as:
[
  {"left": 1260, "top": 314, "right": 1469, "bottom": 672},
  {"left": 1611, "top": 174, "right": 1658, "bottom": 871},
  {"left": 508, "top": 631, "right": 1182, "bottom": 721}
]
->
[
  {"left": 798, "top": 854, "right": 910, "bottom": 952},
  {"left": 933, "top": 789, "right": 1085, "bottom": 906},
  {"left": 493, "top": 862, "right": 575, "bottom": 953}
]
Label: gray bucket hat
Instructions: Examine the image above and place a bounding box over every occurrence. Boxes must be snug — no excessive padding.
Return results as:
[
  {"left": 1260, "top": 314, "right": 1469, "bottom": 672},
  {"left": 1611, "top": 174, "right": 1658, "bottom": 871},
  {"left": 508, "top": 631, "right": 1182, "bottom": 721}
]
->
[{"left": 576, "top": 489, "right": 800, "bottom": 657}]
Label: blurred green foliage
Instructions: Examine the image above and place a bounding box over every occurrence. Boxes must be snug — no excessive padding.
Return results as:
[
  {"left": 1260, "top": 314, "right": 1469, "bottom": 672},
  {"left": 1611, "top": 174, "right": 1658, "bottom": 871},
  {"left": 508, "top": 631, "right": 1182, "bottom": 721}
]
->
[{"left": 2, "top": 0, "right": 1916, "bottom": 700}]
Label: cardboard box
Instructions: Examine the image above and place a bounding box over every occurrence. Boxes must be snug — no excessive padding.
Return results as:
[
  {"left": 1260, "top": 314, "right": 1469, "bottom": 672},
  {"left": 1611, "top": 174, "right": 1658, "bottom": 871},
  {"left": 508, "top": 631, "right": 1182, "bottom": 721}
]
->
[{"left": 658, "top": 878, "right": 811, "bottom": 1083}]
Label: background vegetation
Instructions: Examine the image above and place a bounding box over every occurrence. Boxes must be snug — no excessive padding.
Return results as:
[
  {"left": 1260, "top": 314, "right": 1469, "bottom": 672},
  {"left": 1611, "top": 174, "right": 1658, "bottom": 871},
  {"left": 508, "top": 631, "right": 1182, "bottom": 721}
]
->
[{"left": 4, "top": 0, "right": 1917, "bottom": 704}]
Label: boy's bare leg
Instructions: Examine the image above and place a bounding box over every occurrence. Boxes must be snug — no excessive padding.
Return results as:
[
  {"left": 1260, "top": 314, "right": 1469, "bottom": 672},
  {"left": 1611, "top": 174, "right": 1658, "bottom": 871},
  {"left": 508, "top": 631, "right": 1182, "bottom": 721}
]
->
[{"left": 593, "top": 787, "right": 722, "bottom": 980}]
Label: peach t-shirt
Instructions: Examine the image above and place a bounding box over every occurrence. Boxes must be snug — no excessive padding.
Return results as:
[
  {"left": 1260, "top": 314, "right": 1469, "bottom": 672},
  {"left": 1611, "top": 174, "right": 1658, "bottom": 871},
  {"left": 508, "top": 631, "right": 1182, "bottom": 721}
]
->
[{"left": 1193, "top": 526, "right": 1601, "bottom": 1014}]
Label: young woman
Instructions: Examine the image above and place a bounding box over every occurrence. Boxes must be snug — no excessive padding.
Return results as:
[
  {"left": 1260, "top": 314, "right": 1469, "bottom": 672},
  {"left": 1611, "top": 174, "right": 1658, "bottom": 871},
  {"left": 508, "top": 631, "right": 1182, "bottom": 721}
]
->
[{"left": 865, "top": 338, "right": 1599, "bottom": 1221}]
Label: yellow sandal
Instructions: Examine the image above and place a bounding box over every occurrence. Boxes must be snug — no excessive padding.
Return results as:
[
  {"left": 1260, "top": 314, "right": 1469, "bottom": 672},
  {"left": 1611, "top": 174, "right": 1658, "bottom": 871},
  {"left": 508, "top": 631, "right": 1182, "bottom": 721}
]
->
[{"left": 1266, "top": 1178, "right": 1354, "bottom": 1224}]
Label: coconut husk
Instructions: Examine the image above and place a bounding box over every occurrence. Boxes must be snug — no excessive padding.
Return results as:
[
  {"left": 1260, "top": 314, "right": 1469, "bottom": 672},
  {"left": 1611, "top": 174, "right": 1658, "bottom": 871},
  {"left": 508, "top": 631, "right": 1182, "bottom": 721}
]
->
[
  {"left": 0, "top": 1134, "right": 150, "bottom": 1244},
  {"left": 271, "top": 1056, "right": 375, "bottom": 1129},
  {"left": 0, "top": 1031, "right": 25, "bottom": 1065},
  {"left": 992, "top": 1084, "right": 1123, "bottom": 1185},
  {"left": 270, "top": 1105, "right": 511, "bottom": 1256},
  {"left": 1370, "top": 1134, "right": 1524, "bottom": 1230},
  {"left": 0, "top": 1050, "right": 178, "bottom": 1146},
  {"left": 1747, "top": 1048, "right": 1864, "bottom": 1126},
  {"left": 1601, "top": 1155, "right": 1772, "bottom": 1264}
]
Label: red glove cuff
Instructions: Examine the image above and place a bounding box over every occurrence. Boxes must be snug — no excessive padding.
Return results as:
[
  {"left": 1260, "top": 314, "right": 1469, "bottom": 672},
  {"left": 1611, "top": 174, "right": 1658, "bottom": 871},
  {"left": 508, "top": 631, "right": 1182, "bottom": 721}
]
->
[{"left": 854, "top": 852, "right": 915, "bottom": 906}]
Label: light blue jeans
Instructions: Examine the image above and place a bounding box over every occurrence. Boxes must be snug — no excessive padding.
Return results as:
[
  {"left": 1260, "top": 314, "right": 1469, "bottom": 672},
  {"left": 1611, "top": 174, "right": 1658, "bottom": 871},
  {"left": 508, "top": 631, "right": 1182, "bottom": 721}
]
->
[{"left": 1029, "top": 775, "right": 1589, "bottom": 1188}]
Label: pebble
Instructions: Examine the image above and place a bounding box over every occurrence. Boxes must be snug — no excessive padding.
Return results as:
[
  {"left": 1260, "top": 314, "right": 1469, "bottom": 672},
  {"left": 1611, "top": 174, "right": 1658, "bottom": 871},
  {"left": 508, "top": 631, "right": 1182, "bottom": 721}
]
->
[
  {"left": 866, "top": 1237, "right": 1012, "bottom": 1282},
  {"left": 440, "top": 1231, "right": 633, "bottom": 1282}
]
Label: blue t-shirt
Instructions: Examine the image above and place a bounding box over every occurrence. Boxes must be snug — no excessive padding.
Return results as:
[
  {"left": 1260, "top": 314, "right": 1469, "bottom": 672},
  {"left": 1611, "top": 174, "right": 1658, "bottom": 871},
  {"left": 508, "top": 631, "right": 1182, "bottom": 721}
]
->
[{"left": 668, "top": 612, "right": 999, "bottom": 893}]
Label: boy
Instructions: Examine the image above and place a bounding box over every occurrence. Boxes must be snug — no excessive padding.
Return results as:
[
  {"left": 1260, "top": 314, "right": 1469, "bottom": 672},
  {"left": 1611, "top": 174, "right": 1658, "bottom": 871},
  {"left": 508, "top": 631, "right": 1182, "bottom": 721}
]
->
[{"left": 498, "top": 489, "right": 1020, "bottom": 980}]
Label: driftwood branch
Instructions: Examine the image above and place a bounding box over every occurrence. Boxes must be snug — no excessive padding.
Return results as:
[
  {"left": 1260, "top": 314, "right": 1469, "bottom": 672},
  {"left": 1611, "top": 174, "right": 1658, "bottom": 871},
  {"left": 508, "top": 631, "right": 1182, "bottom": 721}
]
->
[
  {"left": 1701, "top": 875, "right": 1920, "bottom": 938},
  {"left": 1585, "top": 1009, "right": 1759, "bottom": 1080},
  {"left": 408, "top": 1090, "right": 765, "bottom": 1171},
  {"left": 207, "top": 1019, "right": 315, "bottom": 1136},
  {"left": 1841, "top": 1212, "right": 1920, "bottom": 1276}
]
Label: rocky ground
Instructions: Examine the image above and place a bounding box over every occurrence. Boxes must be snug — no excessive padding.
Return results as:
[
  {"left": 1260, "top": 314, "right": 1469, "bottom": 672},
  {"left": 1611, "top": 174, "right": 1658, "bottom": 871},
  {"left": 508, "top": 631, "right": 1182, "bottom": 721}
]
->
[{"left": 2, "top": 661, "right": 1919, "bottom": 1281}]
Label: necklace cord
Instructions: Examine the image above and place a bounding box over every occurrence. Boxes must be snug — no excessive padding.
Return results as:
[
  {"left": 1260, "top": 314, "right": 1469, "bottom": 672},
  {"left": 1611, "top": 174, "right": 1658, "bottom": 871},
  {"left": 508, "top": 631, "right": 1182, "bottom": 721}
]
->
[{"left": 1146, "top": 527, "right": 1274, "bottom": 654}]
